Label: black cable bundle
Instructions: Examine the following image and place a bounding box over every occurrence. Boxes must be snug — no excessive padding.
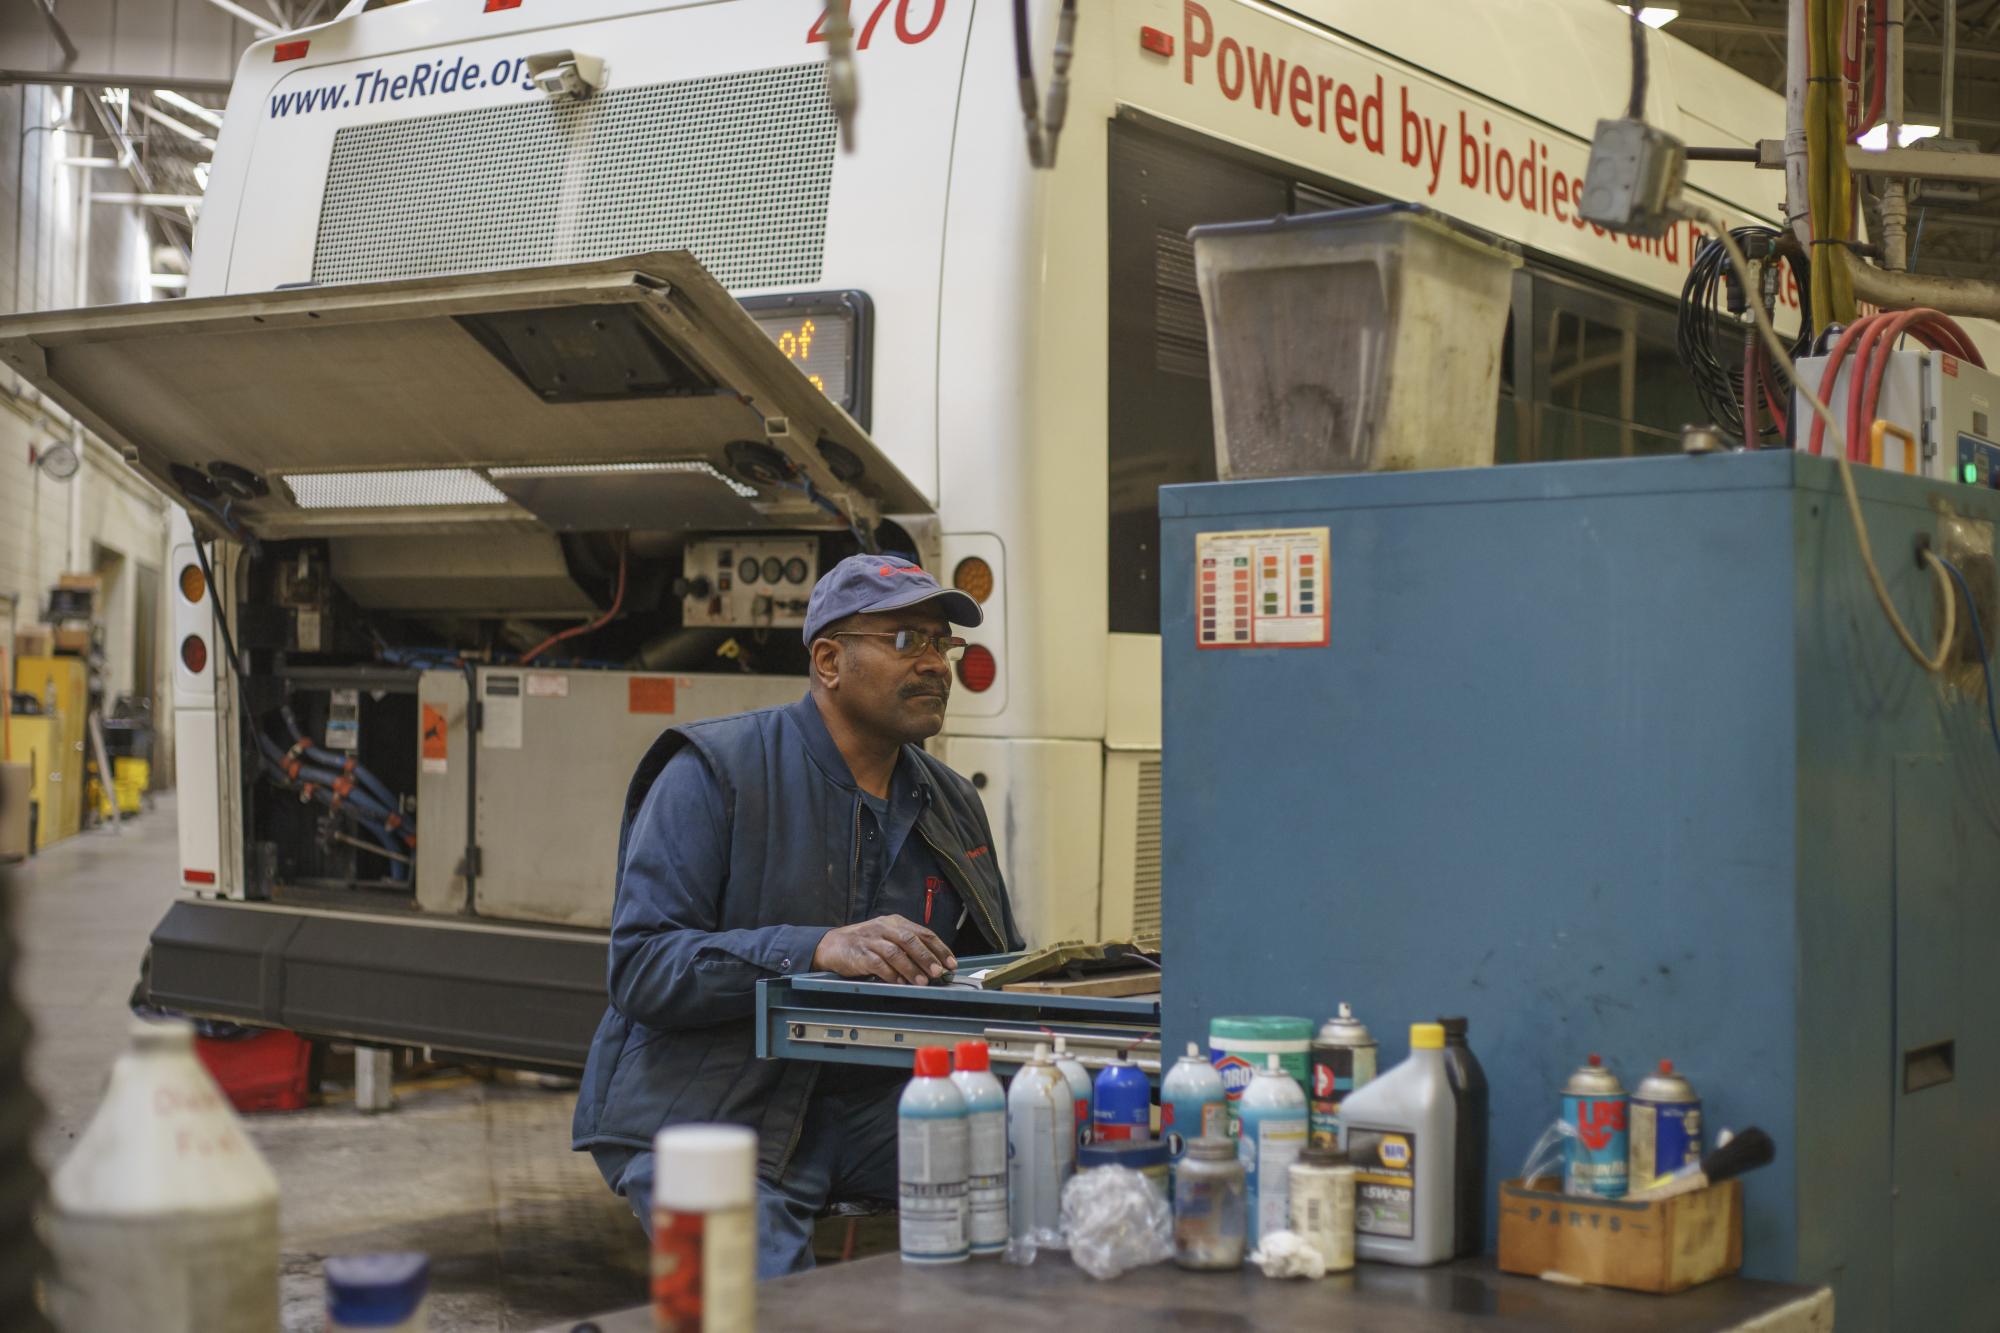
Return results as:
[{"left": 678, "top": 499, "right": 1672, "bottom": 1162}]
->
[{"left": 1677, "top": 226, "right": 1813, "bottom": 446}]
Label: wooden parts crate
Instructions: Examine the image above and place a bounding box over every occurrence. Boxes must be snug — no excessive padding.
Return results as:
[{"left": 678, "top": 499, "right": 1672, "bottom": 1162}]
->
[{"left": 1497, "top": 1176, "right": 1743, "bottom": 1294}]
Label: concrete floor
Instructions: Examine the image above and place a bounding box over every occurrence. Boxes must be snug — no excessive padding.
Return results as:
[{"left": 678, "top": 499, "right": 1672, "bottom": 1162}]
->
[{"left": 17, "top": 796, "right": 650, "bottom": 1331}]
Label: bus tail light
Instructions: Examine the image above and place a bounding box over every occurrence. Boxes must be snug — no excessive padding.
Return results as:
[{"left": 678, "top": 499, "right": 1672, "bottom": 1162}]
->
[
  {"left": 273, "top": 40, "right": 309, "bottom": 62},
  {"left": 952, "top": 556, "right": 994, "bottom": 604},
  {"left": 183, "top": 869, "right": 217, "bottom": 885},
  {"left": 957, "top": 644, "right": 997, "bottom": 693},
  {"left": 178, "top": 563, "right": 206, "bottom": 603},
  {"left": 181, "top": 635, "right": 209, "bottom": 674}
]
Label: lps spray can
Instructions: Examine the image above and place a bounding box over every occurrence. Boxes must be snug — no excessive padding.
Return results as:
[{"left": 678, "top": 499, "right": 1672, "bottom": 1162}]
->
[
  {"left": 949, "top": 1041, "right": 1009, "bottom": 1256},
  {"left": 1628, "top": 1060, "right": 1702, "bottom": 1189},
  {"left": 1162, "top": 1042, "right": 1228, "bottom": 1173},
  {"left": 1091, "top": 1057, "right": 1152, "bottom": 1144},
  {"left": 1561, "top": 1054, "right": 1629, "bottom": 1199},
  {"left": 1210, "top": 1016, "right": 1312, "bottom": 1135},
  {"left": 1006, "top": 1043, "right": 1074, "bottom": 1246},
  {"left": 898, "top": 1047, "right": 969, "bottom": 1264},
  {"left": 1235, "top": 1053, "right": 1309, "bottom": 1247},
  {"left": 1309, "top": 1004, "right": 1378, "bottom": 1149},
  {"left": 1051, "top": 1036, "right": 1093, "bottom": 1150}
]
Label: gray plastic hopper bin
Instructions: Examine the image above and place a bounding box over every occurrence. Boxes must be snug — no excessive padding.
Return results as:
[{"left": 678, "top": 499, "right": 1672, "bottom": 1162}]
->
[{"left": 1190, "top": 204, "right": 1522, "bottom": 479}]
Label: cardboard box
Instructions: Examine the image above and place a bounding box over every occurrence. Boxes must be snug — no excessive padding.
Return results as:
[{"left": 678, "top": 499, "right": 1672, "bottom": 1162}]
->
[
  {"left": 56, "top": 573, "right": 102, "bottom": 594},
  {"left": 13, "top": 626, "right": 53, "bottom": 663},
  {"left": 51, "top": 627, "right": 92, "bottom": 655},
  {"left": 1497, "top": 1176, "right": 1742, "bottom": 1294}
]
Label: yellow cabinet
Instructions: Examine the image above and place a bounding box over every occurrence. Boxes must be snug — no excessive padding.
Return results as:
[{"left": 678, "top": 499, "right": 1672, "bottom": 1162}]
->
[
  {"left": 13, "top": 657, "right": 85, "bottom": 843},
  {"left": 6, "top": 713, "right": 76, "bottom": 847}
]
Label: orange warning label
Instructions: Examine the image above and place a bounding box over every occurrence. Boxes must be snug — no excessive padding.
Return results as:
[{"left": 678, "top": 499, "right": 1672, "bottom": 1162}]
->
[
  {"left": 629, "top": 677, "right": 677, "bottom": 715},
  {"left": 421, "top": 703, "right": 448, "bottom": 771}
]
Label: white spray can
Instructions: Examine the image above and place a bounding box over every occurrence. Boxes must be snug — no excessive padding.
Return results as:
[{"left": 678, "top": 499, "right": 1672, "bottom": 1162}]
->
[
  {"left": 1236, "top": 1052, "right": 1309, "bottom": 1249},
  {"left": 44, "top": 1018, "right": 280, "bottom": 1333},
  {"left": 899, "top": 1047, "right": 969, "bottom": 1264},
  {"left": 1006, "top": 1042, "right": 1073, "bottom": 1246},
  {"left": 948, "top": 1041, "right": 1008, "bottom": 1255},
  {"left": 1050, "top": 1035, "right": 1093, "bottom": 1150}
]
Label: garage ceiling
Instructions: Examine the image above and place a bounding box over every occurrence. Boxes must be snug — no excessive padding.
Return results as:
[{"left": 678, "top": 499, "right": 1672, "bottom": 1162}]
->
[{"left": 1670, "top": 0, "right": 2000, "bottom": 281}]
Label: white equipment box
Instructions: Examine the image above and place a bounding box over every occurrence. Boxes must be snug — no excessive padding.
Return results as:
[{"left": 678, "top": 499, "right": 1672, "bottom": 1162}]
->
[{"left": 1795, "top": 348, "right": 2000, "bottom": 485}]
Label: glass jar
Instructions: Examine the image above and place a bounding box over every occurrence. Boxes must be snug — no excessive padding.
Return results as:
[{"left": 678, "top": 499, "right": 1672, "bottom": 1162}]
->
[{"left": 1173, "top": 1135, "right": 1247, "bottom": 1270}]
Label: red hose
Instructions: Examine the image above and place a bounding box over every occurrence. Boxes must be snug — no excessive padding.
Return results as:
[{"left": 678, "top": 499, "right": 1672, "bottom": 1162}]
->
[
  {"left": 1809, "top": 308, "right": 1988, "bottom": 460},
  {"left": 1808, "top": 317, "right": 1873, "bottom": 455},
  {"left": 1843, "top": 0, "right": 1865, "bottom": 135},
  {"left": 521, "top": 542, "right": 628, "bottom": 665},
  {"left": 1744, "top": 341, "right": 1760, "bottom": 450},
  {"left": 1758, "top": 346, "right": 1789, "bottom": 436},
  {"left": 1860, "top": 0, "right": 1886, "bottom": 134}
]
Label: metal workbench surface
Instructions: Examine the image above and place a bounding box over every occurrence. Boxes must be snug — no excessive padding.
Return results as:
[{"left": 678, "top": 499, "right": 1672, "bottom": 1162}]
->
[{"left": 542, "top": 1254, "right": 1833, "bottom": 1331}]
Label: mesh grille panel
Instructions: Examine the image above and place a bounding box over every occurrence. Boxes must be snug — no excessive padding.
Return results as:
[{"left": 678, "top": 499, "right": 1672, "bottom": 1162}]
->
[
  {"left": 285, "top": 469, "right": 510, "bottom": 509},
  {"left": 1133, "top": 756, "right": 1163, "bottom": 937},
  {"left": 314, "top": 63, "right": 836, "bottom": 288}
]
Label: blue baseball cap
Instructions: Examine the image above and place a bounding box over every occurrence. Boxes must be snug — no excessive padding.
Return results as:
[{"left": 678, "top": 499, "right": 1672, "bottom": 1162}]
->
[{"left": 803, "top": 553, "right": 983, "bottom": 645}]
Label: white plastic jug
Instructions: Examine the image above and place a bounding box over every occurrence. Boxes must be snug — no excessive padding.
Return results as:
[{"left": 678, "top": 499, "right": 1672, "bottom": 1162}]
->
[{"left": 44, "top": 1018, "right": 281, "bottom": 1332}]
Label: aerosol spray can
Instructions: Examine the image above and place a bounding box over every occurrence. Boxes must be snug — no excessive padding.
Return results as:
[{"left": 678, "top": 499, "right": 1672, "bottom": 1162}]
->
[
  {"left": 898, "top": 1047, "right": 969, "bottom": 1264},
  {"left": 1236, "top": 1053, "right": 1309, "bottom": 1247},
  {"left": 949, "top": 1041, "right": 1008, "bottom": 1256},
  {"left": 1161, "top": 1042, "right": 1228, "bottom": 1176},
  {"left": 1628, "top": 1060, "right": 1702, "bottom": 1190},
  {"left": 651, "top": 1124, "right": 757, "bottom": 1333},
  {"left": 1006, "top": 1043, "right": 1073, "bottom": 1246},
  {"left": 1309, "top": 1004, "right": 1378, "bottom": 1149},
  {"left": 1051, "top": 1036, "right": 1093, "bottom": 1150},
  {"left": 1561, "top": 1054, "right": 1629, "bottom": 1199},
  {"left": 1091, "top": 1055, "right": 1152, "bottom": 1144}
]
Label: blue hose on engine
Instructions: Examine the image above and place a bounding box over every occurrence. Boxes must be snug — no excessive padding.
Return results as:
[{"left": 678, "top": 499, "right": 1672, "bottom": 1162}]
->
[{"left": 278, "top": 704, "right": 406, "bottom": 819}]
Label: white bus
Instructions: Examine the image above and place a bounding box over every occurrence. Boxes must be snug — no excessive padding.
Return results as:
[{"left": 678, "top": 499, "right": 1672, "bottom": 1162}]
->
[{"left": 0, "top": 0, "right": 1802, "bottom": 1063}]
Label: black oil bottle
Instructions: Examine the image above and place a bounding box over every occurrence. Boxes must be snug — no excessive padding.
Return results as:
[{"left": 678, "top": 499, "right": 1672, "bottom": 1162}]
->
[{"left": 1437, "top": 1016, "right": 1488, "bottom": 1256}]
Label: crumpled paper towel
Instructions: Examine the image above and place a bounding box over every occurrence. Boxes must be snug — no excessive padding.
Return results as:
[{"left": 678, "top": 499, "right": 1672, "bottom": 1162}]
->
[{"left": 1249, "top": 1229, "right": 1327, "bottom": 1279}]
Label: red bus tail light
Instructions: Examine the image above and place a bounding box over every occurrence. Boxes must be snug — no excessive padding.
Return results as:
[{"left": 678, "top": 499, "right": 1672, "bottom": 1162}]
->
[
  {"left": 956, "top": 644, "right": 997, "bottom": 693},
  {"left": 181, "top": 635, "right": 209, "bottom": 674}
]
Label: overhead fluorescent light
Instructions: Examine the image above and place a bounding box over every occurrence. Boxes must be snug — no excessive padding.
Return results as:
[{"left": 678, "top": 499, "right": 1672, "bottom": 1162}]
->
[
  {"left": 153, "top": 90, "right": 224, "bottom": 130},
  {"left": 147, "top": 273, "right": 188, "bottom": 289},
  {"left": 1856, "top": 122, "right": 1940, "bottom": 150},
  {"left": 1618, "top": 6, "right": 1679, "bottom": 26},
  {"left": 132, "top": 100, "right": 216, "bottom": 151},
  {"left": 193, "top": 162, "right": 211, "bottom": 191}
]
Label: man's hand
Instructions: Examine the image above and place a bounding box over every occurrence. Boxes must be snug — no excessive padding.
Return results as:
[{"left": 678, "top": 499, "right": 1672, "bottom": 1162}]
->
[{"left": 812, "top": 915, "right": 957, "bottom": 985}]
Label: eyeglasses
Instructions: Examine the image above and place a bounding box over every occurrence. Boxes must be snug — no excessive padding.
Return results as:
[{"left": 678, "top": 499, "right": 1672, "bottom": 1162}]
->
[{"left": 831, "top": 630, "right": 968, "bottom": 662}]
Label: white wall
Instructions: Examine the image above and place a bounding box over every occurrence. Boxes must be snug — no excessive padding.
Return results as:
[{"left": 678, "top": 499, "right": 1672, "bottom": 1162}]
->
[{"left": 0, "top": 85, "right": 175, "bottom": 782}]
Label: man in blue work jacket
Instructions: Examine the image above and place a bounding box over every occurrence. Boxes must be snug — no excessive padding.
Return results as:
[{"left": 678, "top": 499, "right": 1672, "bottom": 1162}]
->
[{"left": 573, "top": 553, "right": 1023, "bottom": 1276}]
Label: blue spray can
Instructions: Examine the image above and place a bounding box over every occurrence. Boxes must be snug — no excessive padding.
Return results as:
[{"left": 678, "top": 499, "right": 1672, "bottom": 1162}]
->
[
  {"left": 1092, "top": 1056, "right": 1152, "bottom": 1144},
  {"left": 1628, "top": 1060, "right": 1702, "bottom": 1190},
  {"left": 1561, "top": 1054, "right": 1628, "bottom": 1199},
  {"left": 1236, "top": 1053, "right": 1309, "bottom": 1246},
  {"left": 1161, "top": 1042, "right": 1228, "bottom": 1174}
]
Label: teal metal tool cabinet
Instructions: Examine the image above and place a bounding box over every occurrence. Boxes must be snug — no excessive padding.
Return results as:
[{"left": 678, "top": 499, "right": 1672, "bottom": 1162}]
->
[{"left": 1159, "top": 451, "right": 1999, "bottom": 1328}]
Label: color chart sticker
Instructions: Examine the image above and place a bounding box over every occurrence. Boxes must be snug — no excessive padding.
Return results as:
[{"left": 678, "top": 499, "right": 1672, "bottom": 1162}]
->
[{"left": 1194, "top": 527, "right": 1330, "bottom": 649}]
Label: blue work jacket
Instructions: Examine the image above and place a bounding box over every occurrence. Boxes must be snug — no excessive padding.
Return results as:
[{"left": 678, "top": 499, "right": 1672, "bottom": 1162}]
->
[{"left": 571, "top": 695, "right": 1021, "bottom": 1181}]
